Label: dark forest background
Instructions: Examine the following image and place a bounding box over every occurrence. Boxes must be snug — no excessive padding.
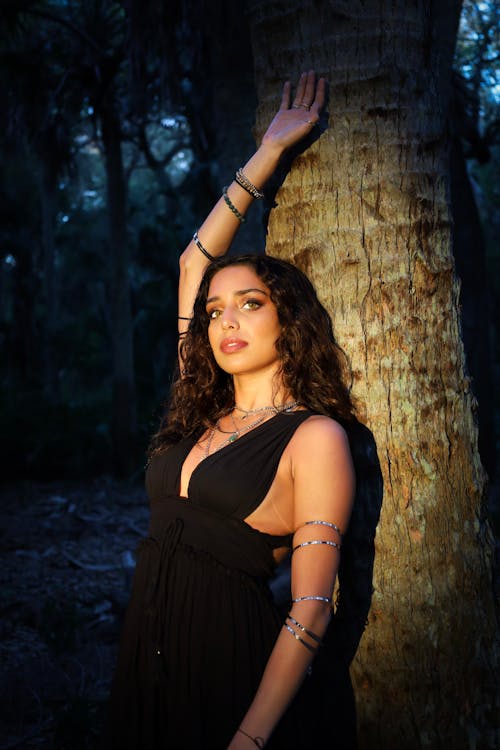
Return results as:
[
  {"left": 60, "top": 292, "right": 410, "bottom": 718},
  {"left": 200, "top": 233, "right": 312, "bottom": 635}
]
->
[
  {"left": 0, "top": 2, "right": 498, "bottom": 748},
  {"left": 1, "top": 0, "right": 498, "bottom": 483}
]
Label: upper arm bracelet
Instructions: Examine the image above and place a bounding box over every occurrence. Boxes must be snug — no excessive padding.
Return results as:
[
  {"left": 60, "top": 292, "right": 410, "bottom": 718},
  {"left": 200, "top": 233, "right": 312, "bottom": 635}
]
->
[
  {"left": 292, "top": 519, "right": 342, "bottom": 553},
  {"left": 292, "top": 595, "right": 331, "bottom": 604},
  {"left": 292, "top": 539, "right": 340, "bottom": 553},
  {"left": 296, "top": 519, "right": 342, "bottom": 535}
]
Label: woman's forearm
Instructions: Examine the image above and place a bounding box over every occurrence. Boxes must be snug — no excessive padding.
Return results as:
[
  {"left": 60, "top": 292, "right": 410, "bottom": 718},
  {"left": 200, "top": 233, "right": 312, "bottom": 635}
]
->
[
  {"left": 229, "top": 603, "right": 332, "bottom": 748},
  {"left": 178, "top": 142, "right": 284, "bottom": 324},
  {"left": 177, "top": 72, "right": 325, "bottom": 328}
]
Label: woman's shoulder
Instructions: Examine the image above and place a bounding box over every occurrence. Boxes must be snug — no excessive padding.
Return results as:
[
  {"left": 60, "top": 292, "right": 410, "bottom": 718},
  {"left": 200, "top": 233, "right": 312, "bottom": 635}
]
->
[{"left": 289, "top": 412, "right": 351, "bottom": 458}]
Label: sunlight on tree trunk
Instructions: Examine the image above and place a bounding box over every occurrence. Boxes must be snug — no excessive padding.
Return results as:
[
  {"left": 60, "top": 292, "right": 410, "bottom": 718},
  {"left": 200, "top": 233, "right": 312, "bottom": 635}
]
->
[{"left": 248, "top": 1, "right": 497, "bottom": 747}]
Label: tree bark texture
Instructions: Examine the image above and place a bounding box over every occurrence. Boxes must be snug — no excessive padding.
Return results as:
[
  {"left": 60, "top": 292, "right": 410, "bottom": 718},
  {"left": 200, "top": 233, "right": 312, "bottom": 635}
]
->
[
  {"left": 100, "top": 105, "right": 137, "bottom": 476},
  {"left": 247, "top": 1, "right": 497, "bottom": 747}
]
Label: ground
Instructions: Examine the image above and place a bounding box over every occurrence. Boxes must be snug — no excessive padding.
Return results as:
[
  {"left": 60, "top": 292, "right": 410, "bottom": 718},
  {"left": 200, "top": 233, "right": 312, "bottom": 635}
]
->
[
  {"left": 0, "top": 479, "right": 148, "bottom": 750},
  {"left": 1, "top": 476, "right": 498, "bottom": 750}
]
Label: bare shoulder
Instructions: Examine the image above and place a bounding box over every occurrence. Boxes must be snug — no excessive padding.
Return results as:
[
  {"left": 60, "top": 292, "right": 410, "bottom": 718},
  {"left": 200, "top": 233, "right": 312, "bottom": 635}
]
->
[
  {"left": 286, "top": 414, "right": 353, "bottom": 480},
  {"left": 289, "top": 414, "right": 355, "bottom": 526},
  {"left": 291, "top": 414, "right": 350, "bottom": 452}
]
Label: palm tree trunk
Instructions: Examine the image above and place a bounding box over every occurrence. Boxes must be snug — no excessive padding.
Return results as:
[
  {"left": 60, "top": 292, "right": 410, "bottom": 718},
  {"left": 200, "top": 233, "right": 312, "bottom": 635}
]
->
[{"left": 247, "top": 1, "right": 497, "bottom": 747}]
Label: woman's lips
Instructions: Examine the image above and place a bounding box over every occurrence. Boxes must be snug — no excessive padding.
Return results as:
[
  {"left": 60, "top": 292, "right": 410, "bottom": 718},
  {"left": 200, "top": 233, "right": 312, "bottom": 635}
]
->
[{"left": 220, "top": 337, "right": 248, "bottom": 354}]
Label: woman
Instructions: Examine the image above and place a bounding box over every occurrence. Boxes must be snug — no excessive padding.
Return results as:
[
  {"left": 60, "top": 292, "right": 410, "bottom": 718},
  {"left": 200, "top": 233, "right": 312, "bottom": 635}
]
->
[{"left": 107, "top": 71, "right": 356, "bottom": 749}]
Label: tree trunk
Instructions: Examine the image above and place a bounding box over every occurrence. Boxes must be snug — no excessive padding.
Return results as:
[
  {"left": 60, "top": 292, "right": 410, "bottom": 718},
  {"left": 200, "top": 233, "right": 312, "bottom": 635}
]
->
[
  {"left": 100, "top": 104, "right": 137, "bottom": 476},
  {"left": 247, "top": 1, "right": 497, "bottom": 747}
]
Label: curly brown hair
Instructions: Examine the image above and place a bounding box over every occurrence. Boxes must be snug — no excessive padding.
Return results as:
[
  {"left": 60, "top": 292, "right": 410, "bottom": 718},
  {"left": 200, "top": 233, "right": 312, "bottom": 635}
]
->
[{"left": 149, "top": 254, "right": 355, "bottom": 453}]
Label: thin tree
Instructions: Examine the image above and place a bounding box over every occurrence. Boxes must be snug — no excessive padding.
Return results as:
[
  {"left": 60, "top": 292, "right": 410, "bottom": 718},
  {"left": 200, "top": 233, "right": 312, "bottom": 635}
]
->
[{"left": 246, "top": 1, "right": 497, "bottom": 747}]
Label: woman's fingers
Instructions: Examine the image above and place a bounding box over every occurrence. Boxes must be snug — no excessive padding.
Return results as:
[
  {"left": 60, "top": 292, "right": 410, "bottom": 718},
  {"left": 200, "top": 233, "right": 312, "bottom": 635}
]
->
[
  {"left": 280, "top": 80, "right": 292, "bottom": 111},
  {"left": 292, "top": 71, "right": 308, "bottom": 107},
  {"left": 301, "top": 70, "right": 317, "bottom": 106},
  {"left": 309, "top": 76, "right": 326, "bottom": 116},
  {"left": 289, "top": 71, "right": 325, "bottom": 115}
]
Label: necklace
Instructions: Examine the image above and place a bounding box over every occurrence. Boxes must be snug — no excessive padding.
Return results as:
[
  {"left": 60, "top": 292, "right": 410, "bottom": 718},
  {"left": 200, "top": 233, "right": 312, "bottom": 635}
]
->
[
  {"left": 204, "top": 401, "right": 300, "bottom": 458},
  {"left": 204, "top": 412, "right": 269, "bottom": 457},
  {"left": 234, "top": 400, "right": 300, "bottom": 420}
]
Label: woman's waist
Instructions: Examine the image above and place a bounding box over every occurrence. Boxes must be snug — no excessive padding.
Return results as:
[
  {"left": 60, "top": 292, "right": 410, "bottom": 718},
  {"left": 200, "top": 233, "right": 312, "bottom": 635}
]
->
[{"left": 143, "top": 495, "right": 277, "bottom": 579}]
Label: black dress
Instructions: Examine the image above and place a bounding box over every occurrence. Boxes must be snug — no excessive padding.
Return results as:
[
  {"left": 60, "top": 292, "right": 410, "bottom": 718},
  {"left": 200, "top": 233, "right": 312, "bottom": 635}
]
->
[{"left": 106, "top": 411, "right": 347, "bottom": 749}]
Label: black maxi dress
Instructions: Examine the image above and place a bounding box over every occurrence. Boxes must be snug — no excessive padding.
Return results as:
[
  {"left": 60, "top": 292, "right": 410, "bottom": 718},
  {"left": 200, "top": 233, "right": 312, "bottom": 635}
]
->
[{"left": 106, "top": 411, "right": 348, "bottom": 749}]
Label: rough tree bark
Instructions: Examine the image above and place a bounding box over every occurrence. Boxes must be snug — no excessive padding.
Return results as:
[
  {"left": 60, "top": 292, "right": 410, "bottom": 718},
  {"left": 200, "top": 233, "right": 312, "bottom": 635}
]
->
[{"left": 247, "top": 1, "right": 497, "bottom": 747}]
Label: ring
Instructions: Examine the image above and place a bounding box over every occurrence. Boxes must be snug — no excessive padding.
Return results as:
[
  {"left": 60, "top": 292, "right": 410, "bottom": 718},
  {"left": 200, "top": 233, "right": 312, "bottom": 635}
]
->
[{"left": 292, "top": 103, "right": 310, "bottom": 110}]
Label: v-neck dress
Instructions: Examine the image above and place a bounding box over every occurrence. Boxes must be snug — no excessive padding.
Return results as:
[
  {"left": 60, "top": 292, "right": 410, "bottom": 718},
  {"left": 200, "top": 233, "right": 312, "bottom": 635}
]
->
[{"left": 106, "top": 411, "right": 320, "bottom": 749}]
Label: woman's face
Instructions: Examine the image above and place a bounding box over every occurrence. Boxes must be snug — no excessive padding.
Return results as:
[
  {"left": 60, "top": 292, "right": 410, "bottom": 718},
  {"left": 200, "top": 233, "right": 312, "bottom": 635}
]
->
[{"left": 205, "top": 265, "right": 282, "bottom": 377}]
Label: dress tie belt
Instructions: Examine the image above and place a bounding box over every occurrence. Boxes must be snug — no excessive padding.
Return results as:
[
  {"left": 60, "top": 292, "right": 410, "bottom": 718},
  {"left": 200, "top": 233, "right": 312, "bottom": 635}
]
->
[
  {"left": 136, "top": 501, "right": 279, "bottom": 681},
  {"left": 138, "top": 517, "right": 184, "bottom": 680}
]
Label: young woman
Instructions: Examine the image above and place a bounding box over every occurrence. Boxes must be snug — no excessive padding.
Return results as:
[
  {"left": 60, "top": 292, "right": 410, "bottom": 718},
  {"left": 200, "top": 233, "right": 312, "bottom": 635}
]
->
[{"left": 107, "top": 72, "right": 356, "bottom": 749}]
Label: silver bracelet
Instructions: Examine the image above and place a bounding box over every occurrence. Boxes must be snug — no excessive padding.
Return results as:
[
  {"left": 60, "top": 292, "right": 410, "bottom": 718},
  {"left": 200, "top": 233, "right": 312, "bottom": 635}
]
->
[
  {"left": 192, "top": 231, "right": 215, "bottom": 261},
  {"left": 292, "top": 539, "right": 341, "bottom": 553},
  {"left": 235, "top": 168, "right": 265, "bottom": 199}
]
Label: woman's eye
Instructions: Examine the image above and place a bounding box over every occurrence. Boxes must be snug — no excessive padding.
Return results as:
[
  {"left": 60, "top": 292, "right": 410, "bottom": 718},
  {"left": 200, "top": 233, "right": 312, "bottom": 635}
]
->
[
  {"left": 208, "top": 309, "right": 222, "bottom": 319},
  {"left": 242, "top": 299, "right": 262, "bottom": 310}
]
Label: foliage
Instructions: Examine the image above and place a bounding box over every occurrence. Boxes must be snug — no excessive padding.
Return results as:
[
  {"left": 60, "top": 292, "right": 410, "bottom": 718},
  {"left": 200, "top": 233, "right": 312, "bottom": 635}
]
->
[
  {"left": 453, "top": 0, "right": 500, "bottom": 478},
  {"left": 0, "top": 0, "right": 210, "bottom": 478},
  {"left": 454, "top": 0, "right": 500, "bottom": 288},
  {"left": 0, "top": 0, "right": 498, "bottom": 479}
]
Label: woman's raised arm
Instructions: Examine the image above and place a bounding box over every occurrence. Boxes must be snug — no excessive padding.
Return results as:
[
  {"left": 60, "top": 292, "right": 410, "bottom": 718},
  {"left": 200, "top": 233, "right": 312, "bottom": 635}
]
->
[{"left": 178, "top": 71, "right": 325, "bottom": 344}]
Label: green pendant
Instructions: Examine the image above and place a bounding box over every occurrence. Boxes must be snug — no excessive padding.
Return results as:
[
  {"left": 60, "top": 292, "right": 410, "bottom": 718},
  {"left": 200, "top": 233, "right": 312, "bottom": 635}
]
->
[{"left": 228, "top": 434, "right": 237, "bottom": 442}]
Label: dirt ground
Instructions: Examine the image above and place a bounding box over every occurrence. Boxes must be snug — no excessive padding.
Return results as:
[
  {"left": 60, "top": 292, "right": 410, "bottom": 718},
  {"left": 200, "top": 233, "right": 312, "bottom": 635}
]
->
[
  {"left": 1, "top": 476, "right": 498, "bottom": 750},
  {"left": 0, "top": 479, "right": 149, "bottom": 750}
]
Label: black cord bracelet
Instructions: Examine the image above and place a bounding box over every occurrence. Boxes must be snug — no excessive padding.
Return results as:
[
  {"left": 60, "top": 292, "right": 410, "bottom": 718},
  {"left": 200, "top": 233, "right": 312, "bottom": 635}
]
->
[{"left": 237, "top": 727, "right": 265, "bottom": 748}]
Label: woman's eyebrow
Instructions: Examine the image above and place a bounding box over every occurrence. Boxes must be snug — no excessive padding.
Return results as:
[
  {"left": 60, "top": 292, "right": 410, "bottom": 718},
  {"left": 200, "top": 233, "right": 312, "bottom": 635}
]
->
[{"left": 206, "top": 287, "right": 269, "bottom": 304}]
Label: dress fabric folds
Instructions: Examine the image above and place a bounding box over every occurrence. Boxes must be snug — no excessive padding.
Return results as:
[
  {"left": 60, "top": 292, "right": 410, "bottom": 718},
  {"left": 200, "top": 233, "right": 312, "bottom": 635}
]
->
[{"left": 105, "top": 411, "right": 353, "bottom": 749}]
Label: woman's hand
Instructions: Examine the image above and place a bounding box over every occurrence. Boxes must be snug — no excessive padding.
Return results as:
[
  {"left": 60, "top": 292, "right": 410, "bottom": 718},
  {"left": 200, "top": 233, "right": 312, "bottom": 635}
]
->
[{"left": 261, "top": 70, "right": 326, "bottom": 154}]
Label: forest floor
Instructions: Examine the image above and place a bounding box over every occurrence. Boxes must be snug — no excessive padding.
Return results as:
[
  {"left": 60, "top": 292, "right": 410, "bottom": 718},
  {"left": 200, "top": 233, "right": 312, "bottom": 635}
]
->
[
  {"left": 1, "top": 477, "right": 499, "bottom": 750},
  {"left": 0, "top": 479, "right": 149, "bottom": 750}
]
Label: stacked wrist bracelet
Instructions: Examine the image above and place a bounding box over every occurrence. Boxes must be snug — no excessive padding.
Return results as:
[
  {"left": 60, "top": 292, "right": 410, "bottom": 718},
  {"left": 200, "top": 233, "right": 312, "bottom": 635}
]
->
[
  {"left": 235, "top": 168, "right": 265, "bottom": 199},
  {"left": 191, "top": 168, "right": 265, "bottom": 259}
]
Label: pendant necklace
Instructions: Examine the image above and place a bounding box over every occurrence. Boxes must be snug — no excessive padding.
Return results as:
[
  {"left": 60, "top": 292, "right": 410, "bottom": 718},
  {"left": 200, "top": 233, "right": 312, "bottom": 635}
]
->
[
  {"left": 204, "top": 412, "right": 269, "bottom": 458},
  {"left": 204, "top": 401, "right": 300, "bottom": 458}
]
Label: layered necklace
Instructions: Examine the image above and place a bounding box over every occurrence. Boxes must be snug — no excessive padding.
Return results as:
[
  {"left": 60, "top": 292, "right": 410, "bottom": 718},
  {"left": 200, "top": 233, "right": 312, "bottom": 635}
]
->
[{"left": 204, "top": 401, "right": 300, "bottom": 458}]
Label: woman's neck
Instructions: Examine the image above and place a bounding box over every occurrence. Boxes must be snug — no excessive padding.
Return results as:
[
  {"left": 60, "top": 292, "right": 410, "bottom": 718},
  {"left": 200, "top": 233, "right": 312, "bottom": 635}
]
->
[{"left": 231, "top": 371, "right": 291, "bottom": 412}]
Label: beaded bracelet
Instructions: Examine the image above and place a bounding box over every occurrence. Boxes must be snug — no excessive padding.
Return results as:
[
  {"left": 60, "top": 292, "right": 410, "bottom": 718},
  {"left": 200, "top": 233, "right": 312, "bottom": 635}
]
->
[
  {"left": 235, "top": 168, "right": 265, "bottom": 199},
  {"left": 222, "top": 186, "right": 246, "bottom": 223}
]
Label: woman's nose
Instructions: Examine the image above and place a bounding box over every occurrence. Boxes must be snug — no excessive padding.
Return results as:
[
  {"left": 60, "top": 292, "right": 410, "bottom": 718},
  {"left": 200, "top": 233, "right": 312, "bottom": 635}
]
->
[{"left": 221, "top": 307, "right": 239, "bottom": 330}]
